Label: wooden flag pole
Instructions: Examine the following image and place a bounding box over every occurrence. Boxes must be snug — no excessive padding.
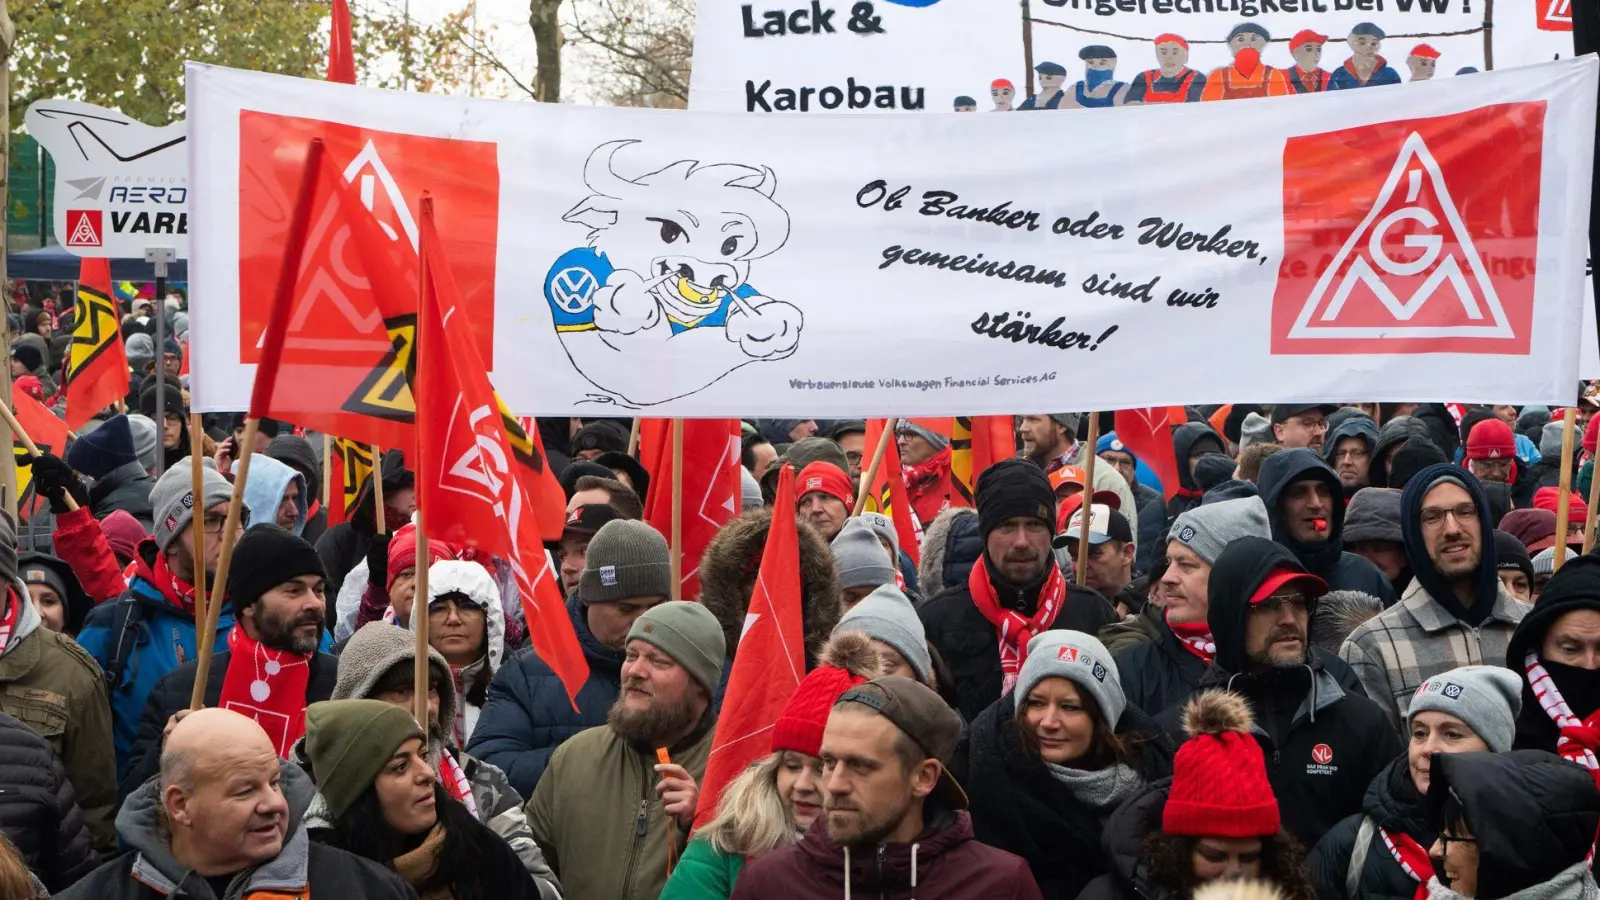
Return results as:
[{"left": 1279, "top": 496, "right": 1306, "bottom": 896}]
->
[
  {"left": 412, "top": 194, "right": 432, "bottom": 729},
  {"left": 855, "top": 418, "right": 899, "bottom": 516},
  {"left": 0, "top": 402, "right": 77, "bottom": 512},
  {"left": 321, "top": 433, "right": 334, "bottom": 509},
  {"left": 372, "top": 445, "right": 387, "bottom": 535},
  {"left": 1585, "top": 436, "right": 1600, "bottom": 556},
  {"left": 188, "top": 414, "right": 208, "bottom": 629},
  {"left": 670, "top": 420, "right": 684, "bottom": 602},
  {"left": 191, "top": 417, "right": 260, "bottom": 710},
  {"left": 1555, "top": 407, "right": 1579, "bottom": 572},
  {"left": 626, "top": 418, "right": 642, "bottom": 457},
  {"left": 1075, "top": 414, "right": 1101, "bottom": 586}
]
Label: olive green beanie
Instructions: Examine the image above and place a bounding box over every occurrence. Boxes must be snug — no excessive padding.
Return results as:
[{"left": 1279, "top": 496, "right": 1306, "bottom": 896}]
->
[{"left": 304, "top": 699, "right": 425, "bottom": 819}]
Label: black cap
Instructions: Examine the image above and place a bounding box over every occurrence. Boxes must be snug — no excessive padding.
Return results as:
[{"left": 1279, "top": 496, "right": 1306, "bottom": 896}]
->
[
  {"left": 1079, "top": 44, "right": 1116, "bottom": 59},
  {"left": 1493, "top": 530, "right": 1533, "bottom": 583},
  {"left": 562, "top": 503, "right": 622, "bottom": 537},
  {"left": 1271, "top": 403, "right": 1337, "bottom": 423}
]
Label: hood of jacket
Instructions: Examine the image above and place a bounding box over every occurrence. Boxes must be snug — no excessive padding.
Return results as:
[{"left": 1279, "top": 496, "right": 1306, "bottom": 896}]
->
[
  {"left": 699, "top": 507, "right": 841, "bottom": 664},
  {"left": 1099, "top": 778, "right": 1175, "bottom": 900},
  {"left": 1431, "top": 750, "right": 1600, "bottom": 898},
  {"left": 1366, "top": 755, "right": 1430, "bottom": 838},
  {"left": 119, "top": 761, "right": 316, "bottom": 897},
  {"left": 241, "top": 454, "right": 308, "bottom": 537},
  {"left": 1172, "top": 423, "right": 1227, "bottom": 492},
  {"left": 16, "top": 551, "right": 93, "bottom": 635},
  {"left": 264, "top": 435, "right": 322, "bottom": 494},
  {"left": 918, "top": 507, "right": 980, "bottom": 600},
  {"left": 1324, "top": 413, "right": 1379, "bottom": 466},
  {"left": 424, "top": 560, "right": 506, "bottom": 676},
  {"left": 1374, "top": 418, "right": 1432, "bottom": 486},
  {"left": 1401, "top": 464, "right": 1499, "bottom": 625},
  {"left": 790, "top": 803, "right": 976, "bottom": 891},
  {"left": 1257, "top": 448, "right": 1346, "bottom": 579},
  {"left": 1206, "top": 535, "right": 1323, "bottom": 676},
  {"left": 1508, "top": 555, "right": 1600, "bottom": 684},
  {"left": 331, "top": 621, "right": 460, "bottom": 732}
]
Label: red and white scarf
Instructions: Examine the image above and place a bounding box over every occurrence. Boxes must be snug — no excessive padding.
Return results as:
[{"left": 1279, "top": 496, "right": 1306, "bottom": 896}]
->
[
  {"left": 1379, "top": 826, "right": 1434, "bottom": 900},
  {"left": 1526, "top": 650, "right": 1600, "bottom": 775},
  {"left": 0, "top": 591, "right": 23, "bottom": 653},
  {"left": 968, "top": 557, "right": 1068, "bottom": 694},
  {"left": 218, "top": 626, "right": 313, "bottom": 758},
  {"left": 1168, "top": 615, "right": 1217, "bottom": 665},
  {"left": 436, "top": 750, "right": 478, "bottom": 817}
]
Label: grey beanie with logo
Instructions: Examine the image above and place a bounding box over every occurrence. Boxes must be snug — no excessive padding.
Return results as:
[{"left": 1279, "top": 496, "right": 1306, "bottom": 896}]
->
[
  {"left": 150, "top": 457, "right": 234, "bottom": 551},
  {"left": 1407, "top": 665, "right": 1522, "bottom": 753},
  {"left": 1013, "top": 630, "right": 1126, "bottom": 727},
  {"left": 580, "top": 519, "right": 672, "bottom": 603},
  {"left": 1167, "top": 496, "right": 1271, "bottom": 566}
]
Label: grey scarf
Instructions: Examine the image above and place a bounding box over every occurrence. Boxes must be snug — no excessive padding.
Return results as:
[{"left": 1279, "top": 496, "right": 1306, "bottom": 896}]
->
[{"left": 1045, "top": 762, "right": 1142, "bottom": 814}]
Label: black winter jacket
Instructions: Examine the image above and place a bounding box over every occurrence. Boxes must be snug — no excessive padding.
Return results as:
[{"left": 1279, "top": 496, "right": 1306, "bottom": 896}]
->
[
  {"left": 87, "top": 462, "right": 156, "bottom": 531},
  {"left": 118, "top": 650, "right": 340, "bottom": 802},
  {"left": 1164, "top": 423, "right": 1226, "bottom": 526},
  {"left": 0, "top": 712, "right": 97, "bottom": 892},
  {"left": 954, "top": 693, "right": 1172, "bottom": 900},
  {"left": 1308, "top": 757, "right": 1433, "bottom": 900},
  {"left": 1257, "top": 449, "right": 1395, "bottom": 605},
  {"left": 1074, "top": 780, "right": 1176, "bottom": 900},
  {"left": 1111, "top": 615, "right": 1209, "bottom": 724},
  {"left": 920, "top": 558, "right": 1118, "bottom": 723},
  {"left": 1131, "top": 482, "right": 1165, "bottom": 576}
]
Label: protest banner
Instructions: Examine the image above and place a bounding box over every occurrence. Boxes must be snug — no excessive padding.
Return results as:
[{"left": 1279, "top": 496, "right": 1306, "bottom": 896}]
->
[{"left": 189, "top": 59, "right": 1595, "bottom": 416}]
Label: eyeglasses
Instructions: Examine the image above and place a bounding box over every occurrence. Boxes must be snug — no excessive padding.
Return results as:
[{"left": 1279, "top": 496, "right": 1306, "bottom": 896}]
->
[
  {"left": 1419, "top": 503, "right": 1478, "bottom": 529},
  {"left": 1252, "top": 594, "right": 1310, "bottom": 614},
  {"left": 1333, "top": 447, "right": 1370, "bottom": 462},
  {"left": 200, "top": 510, "right": 248, "bottom": 536},
  {"left": 1292, "top": 418, "right": 1329, "bottom": 433},
  {"left": 1471, "top": 458, "right": 1513, "bottom": 474}
]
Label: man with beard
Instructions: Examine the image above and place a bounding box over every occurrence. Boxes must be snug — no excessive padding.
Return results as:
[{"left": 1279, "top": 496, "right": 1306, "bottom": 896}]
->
[
  {"left": 1018, "top": 414, "right": 1079, "bottom": 473},
  {"left": 730, "top": 676, "right": 1042, "bottom": 899},
  {"left": 1323, "top": 411, "right": 1378, "bottom": 493},
  {"left": 119, "top": 525, "right": 338, "bottom": 799},
  {"left": 1271, "top": 403, "right": 1335, "bottom": 451},
  {"left": 1164, "top": 536, "right": 1397, "bottom": 847},
  {"left": 1506, "top": 555, "right": 1600, "bottom": 769},
  {"left": 1341, "top": 465, "right": 1528, "bottom": 733},
  {"left": 529, "top": 600, "right": 724, "bottom": 900},
  {"left": 1257, "top": 449, "right": 1395, "bottom": 604},
  {"left": 920, "top": 459, "right": 1117, "bottom": 722}
]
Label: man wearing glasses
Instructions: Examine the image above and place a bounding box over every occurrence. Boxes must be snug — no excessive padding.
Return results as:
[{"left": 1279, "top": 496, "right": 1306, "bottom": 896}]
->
[
  {"left": 1462, "top": 417, "right": 1519, "bottom": 487},
  {"left": 1323, "top": 411, "right": 1379, "bottom": 493},
  {"left": 1271, "top": 403, "right": 1335, "bottom": 452},
  {"left": 1339, "top": 464, "right": 1529, "bottom": 734}
]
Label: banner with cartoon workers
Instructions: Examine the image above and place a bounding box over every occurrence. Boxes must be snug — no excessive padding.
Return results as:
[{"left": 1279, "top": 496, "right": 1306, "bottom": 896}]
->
[{"left": 187, "top": 59, "right": 1594, "bottom": 417}]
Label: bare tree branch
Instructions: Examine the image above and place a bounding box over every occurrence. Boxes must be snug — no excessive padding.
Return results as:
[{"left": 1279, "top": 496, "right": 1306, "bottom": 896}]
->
[{"left": 566, "top": 0, "right": 692, "bottom": 108}]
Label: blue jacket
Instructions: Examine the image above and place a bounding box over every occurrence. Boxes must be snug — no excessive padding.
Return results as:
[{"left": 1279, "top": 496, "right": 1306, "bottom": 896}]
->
[
  {"left": 466, "top": 593, "right": 624, "bottom": 797},
  {"left": 76, "top": 544, "right": 235, "bottom": 776}
]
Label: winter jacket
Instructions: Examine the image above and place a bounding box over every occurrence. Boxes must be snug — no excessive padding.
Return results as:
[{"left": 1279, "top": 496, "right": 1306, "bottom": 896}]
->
[
  {"left": 240, "top": 454, "right": 307, "bottom": 537},
  {"left": 467, "top": 593, "right": 625, "bottom": 796},
  {"left": 729, "top": 804, "right": 1043, "bottom": 900},
  {"left": 1098, "top": 601, "right": 1163, "bottom": 655},
  {"left": 0, "top": 711, "right": 98, "bottom": 892},
  {"left": 528, "top": 714, "right": 716, "bottom": 900},
  {"left": 659, "top": 837, "right": 746, "bottom": 900},
  {"left": 56, "top": 761, "right": 414, "bottom": 900},
  {"left": 1372, "top": 418, "right": 1431, "bottom": 488},
  {"left": 1165, "top": 423, "right": 1226, "bottom": 525},
  {"left": 698, "top": 508, "right": 842, "bottom": 666},
  {"left": 118, "top": 649, "right": 340, "bottom": 802},
  {"left": 1257, "top": 449, "right": 1396, "bottom": 605},
  {"left": 920, "top": 557, "right": 1118, "bottom": 723},
  {"left": 1309, "top": 757, "right": 1436, "bottom": 900},
  {"left": 1131, "top": 482, "right": 1165, "bottom": 576},
  {"left": 1413, "top": 405, "right": 1463, "bottom": 460},
  {"left": 77, "top": 540, "right": 237, "bottom": 776},
  {"left": 0, "top": 593, "right": 116, "bottom": 857},
  {"left": 16, "top": 550, "right": 95, "bottom": 636},
  {"left": 85, "top": 462, "right": 155, "bottom": 530},
  {"left": 953, "top": 692, "right": 1173, "bottom": 900},
  {"left": 1075, "top": 780, "right": 1175, "bottom": 900},
  {"left": 917, "top": 507, "right": 981, "bottom": 602},
  {"left": 422, "top": 561, "right": 507, "bottom": 746},
  {"left": 48, "top": 507, "right": 127, "bottom": 605}
]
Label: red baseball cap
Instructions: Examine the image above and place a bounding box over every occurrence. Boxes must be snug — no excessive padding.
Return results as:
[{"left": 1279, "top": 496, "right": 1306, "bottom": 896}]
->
[
  {"left": 991, "top": 78, "right": 1015, "bottom": 90},
  {"left": 1153, "top": 32, "right": 1188, "bottom": 48},
  {"left": 1249, "top": 566, "right": 1329, "bottom": 606},
  {"left": 1410, "top": 43, "right": 1441, "bottom": 59},
  {"left": 797, "top": 461, "right": 853, "bottom": 508},
  {"left": 1290, "top": 29, "right": 1328, "bottom": 47}
]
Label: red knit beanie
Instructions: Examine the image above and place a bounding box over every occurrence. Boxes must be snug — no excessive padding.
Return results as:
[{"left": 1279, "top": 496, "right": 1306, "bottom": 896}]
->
[
  {"left": 796, "top": 461, "right": 854, "bottom": 509},
  {"left": 1533, "top": 486, "right": 1588, "bottom": 529},
  {"left": 771, "top": 632, "right": 881, "bottom": 757},
  {"left": 1465, "top": 418, "right": 1516, "bottom": 461},
  {"left": 386, "top": 523, "right": 453, "bottom": 591},
  {"left": 1163, "top": 691, "right": 1280, "bottom": 838}
]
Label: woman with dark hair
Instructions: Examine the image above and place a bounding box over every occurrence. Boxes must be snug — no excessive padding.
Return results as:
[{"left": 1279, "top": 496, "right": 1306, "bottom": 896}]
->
[
  {"left": 304, "top": 699, "right": 541, "bottom": 900},
  {"left": 957, "top": 631, "right": 1172, "bottom": 899},
  {"left": 423, "top": 561, "right": 505, "bottom": 747},
  {"left": 1078, "top": 691, "right": 1317, "bottom": 900}
]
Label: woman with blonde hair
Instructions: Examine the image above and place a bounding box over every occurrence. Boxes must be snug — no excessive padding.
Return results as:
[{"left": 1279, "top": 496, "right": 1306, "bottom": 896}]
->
[{"left": 661, "top": 632, "right": 880, "bottom": 899}]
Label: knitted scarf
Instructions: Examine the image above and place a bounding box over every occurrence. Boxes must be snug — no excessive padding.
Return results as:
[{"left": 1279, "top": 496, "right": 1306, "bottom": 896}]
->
[
  {"left": 391, "top": 823, "right": 450, "bottom": 900},
  {"left": 1045, "top": 762, "right": 1143, "bottom": 815},
  {"left": 0, "top": 591, "right": 23, "bottom": 654},
  {"left": 436, "top": 750, "right": 478, "bottom": 817},
  {"left": 968, "top": 558, "right": 1067, "bottom": 694},
  {"left": 1525, "top": 650, "right": 1600, "bottom": 779},
  {"left": 1168, "top": 614, "right": 1216, "bottom": 664},
  {"left": 149, "top": 552, "right": 200, "bottom": 617},
  {"left": 1379, "top": 826, "right": 1434, "bottom": 900},
  {"left": 217, "top": 625, "right": 313, "bottom": 758},
  {"left": 903, "top": 446, "right": 952, "bottom": 497}
]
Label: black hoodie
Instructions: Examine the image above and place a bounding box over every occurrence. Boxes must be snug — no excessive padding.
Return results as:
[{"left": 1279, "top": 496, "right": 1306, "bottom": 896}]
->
[
  {"left": 1257, "top": 449, "right": 1395, "bottom": 605},
  {"left": 1166, "top": 423, "right": 1227, "bottom": 524},
  {"left": 1400, "top": 463, "right": 1500, "bottom": 627},
  {"left": 1309, "top": 757, "right": 1435, "bottom": 900},
  {"left": 1373, "top": 418, "right": 1432, "bottom": 488},
  {"left": 1506, "top": 555, "right": 1600, "bottom": 754}
]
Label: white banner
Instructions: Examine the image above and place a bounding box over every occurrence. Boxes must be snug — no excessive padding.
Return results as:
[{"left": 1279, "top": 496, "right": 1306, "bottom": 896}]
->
[{"left": 187, "top": 59, "right": 1595, "bottom": 417}]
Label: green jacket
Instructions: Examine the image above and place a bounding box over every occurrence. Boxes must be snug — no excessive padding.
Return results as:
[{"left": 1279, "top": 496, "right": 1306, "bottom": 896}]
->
[
  {"left": 660, "top": 837, "right": 746, "bottom": 900},
  {"left": 528, "top": 714, "right": 714, "bottom": 900},
  {"left": 0, "top": 596, "right": 116, "bottom": 856}
]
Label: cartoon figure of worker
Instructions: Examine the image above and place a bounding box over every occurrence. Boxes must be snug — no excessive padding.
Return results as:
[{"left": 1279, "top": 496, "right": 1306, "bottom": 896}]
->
[
  {"left": 1201, "top": 23, "right": 1288, "bottom": 101},
  {"left": 1406, "top": 44, "right": 1440, "bottom": 81},
  {"left": 990, "top": 79, "right": 1016, "bottom": 111},
  {"left": 1328, "top": 22, "right": 1401, "bottom": 90},
  {"left": 1018, "top": 61, "right": 1067, "bottom": 110},
  {"left": 1282, "top": 29, "right": 1331, "bottom": 93},
  {"left": 1062, "top": 45, "right": 1128, "bottom": 108},
  {"left": 1124, "top": 33, "right": 1206, "bottom": 104},
  {"left": 953, "top": 96, "right": 977, "bottom": 111}
]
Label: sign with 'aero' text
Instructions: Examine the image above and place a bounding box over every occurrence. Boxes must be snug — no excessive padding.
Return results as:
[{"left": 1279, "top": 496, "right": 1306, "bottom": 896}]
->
[{"left": 187, "top": 59, "right": 1595, "bottom": 418}]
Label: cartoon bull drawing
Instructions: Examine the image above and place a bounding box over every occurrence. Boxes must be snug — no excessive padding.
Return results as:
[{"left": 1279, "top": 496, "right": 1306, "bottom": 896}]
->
[{"left": 544, "top": 140, "right": 803, "bottom": 407}]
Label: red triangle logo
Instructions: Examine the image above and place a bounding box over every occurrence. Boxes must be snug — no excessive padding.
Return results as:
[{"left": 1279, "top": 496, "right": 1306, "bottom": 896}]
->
[{"left": 65, "top": 210, "right": 102, "bottom": 247}]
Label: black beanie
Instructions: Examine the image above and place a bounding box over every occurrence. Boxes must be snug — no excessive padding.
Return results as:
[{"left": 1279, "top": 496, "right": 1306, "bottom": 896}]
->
[
  {"left": 1388, "top": 436, "right": 1449, "bottom": 492},
  {"left": 1193, "top": 453, "right": 1238, "bottom": 492},
  {"left": 10, "top": 345, "right": 42, "bottom": 372},
  {"left": 228, "top": 524, "right": 326, "bottom": 615},
  {"left": 974, "top": 459, "right": 1057, "bottom": 537}
]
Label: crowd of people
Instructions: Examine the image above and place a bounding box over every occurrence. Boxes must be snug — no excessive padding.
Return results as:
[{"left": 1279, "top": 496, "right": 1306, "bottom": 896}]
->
[{"left": 3, "top": 279, "right": 1600, "bottom": 899}]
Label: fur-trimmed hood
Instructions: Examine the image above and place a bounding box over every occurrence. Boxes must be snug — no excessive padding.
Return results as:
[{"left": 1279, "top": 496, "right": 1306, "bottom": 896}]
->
[
  {"left": 698, "top": 507, "right": 842, "bottom": 667},
  {"left": 918, "top": 507, "right": 980, "bottom": 600}
]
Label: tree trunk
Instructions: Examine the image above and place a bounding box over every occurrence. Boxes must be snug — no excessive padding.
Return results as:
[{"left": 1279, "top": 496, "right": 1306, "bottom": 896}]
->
[
  {"left": 529, "top": 0, "right": 563, "bottom": 102},
  {"left": 0, "top": 2, "right": 18, "bottom": 521}
]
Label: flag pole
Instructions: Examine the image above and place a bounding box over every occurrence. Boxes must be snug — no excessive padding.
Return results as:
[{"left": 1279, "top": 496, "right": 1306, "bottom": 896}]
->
[
  {"left": 1585, "top": 434, "right": 1600, "bottom": 555},
  {"left": 0, "top": 402, "right": 77, "bottom": 512},
  {"left": 670, "top": 419, "right": 684, "bottom": 602},
  {"left": 192, "top": 139, "right": 325, "bottom": 710},
  {"left": 188, "top": 413, "right": 208, "bottom": 631},
  {"left": 1555, "top": 407, "right": 1579, "bottom": 572},
  {"left": 372, "top": 444, "right": 387, "bottom": 535},
  {"left": 1075, "top": 413, "right": 1101, "bottom": 586},
  {"left": 626, "top": 418, "right": 642, "bottom": 457},
  {"left": 321, "top": 433, "right": 334, "bottom": 509},
  {"left": 854, "top": 418, "right": 899, "bottom": 516},
  {"left": 412, "top": 205, "right": 431, "bottom": 729}
]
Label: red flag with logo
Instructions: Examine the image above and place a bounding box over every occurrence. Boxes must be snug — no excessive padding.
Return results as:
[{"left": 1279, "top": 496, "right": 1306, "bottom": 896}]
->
[
  {"left": 951, "top": 415, "right": 1014, "bottom": 507},
  {"left": 642, "top": 418, "right": 742, "bottom": 600},
  {"left": 327, "top": 0, "right": 357, "bottom": 83},
  {"left": 64, "top": 257, "right": 129, "bottom": 431},
  {"left": 1114, "top": 408, "right": 1188, "bottom": 502},
  {"left": 692, "top": 463, "right": 806, "bottom": 830},
  {"left": 861, "top": 419, "right": 920, "bottom": 566},
  {"left": 415, "top": 198, "right": 586, "bottom": 705}
]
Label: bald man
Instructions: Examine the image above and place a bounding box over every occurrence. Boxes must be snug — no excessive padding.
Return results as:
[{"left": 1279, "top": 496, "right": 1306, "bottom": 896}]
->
[{"left": 58, "top": 708, "right": 413, "bottom": 900}]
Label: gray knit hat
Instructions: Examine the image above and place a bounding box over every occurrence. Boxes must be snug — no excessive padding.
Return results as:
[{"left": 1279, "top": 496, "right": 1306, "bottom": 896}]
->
[
  {"left": 896, "top": 421, "right": 950, "bottom": 451},
  {"left": 831, "top": 519, "right": 897, "bottom": 591},
  {"left": 150, "top": 457, "right": 234, "bottom": 551},
  {"left": 1540, "top": 421, "right": 1567, "bottom": 461},
  {"left": 1344, "top": 487, "right": 1404, "bottom": 545},
  {"left": 1407, "top": 665, "right": 1522, "bottom": 753},
  {"left": 1533, "top": 546, "right": 1558, "bottom": 576},
  {"left": 833, "top": 586, "right": 931, "bottom": 684},
  {"left": 626, "top": 600, "right": 727, "bottom": 694},
  {"left": 1050, "top": 413, "right": 1082, "bottom": 435},
  {"left": 1168, "top": 496, "right": 1271, "bottom": 566},
  {"left": 332, "top": 622, "right": 457, "bottom": 729},
  {"left": 127, "top": 415, "right": 160, "bottom": 472},
  {"left": 1014, "top": 630, "right": 1126, "bottom": 727},
  {"left": 1239, "top": 412, "right": 1273, "bottom": 450},
  {"left": 740, "top": 466, "right": 764, "bottom": 510},
  {"left": 581, "top": 519, "right": 672, "bottom": 603},
  {"left": 857, "top": 512, "right": 900, "bottom": 556}
]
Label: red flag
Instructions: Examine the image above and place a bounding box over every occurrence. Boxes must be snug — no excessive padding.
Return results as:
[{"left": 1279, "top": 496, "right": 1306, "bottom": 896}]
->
[
  {"left": 64, "top": 258, "right": 130, "bottom": 431},
  {"left": 642, "top": 418, "right": 742, "bottom": 600},
  {"left": 862, "top": 419, "right": 920, "bottom": 566},
  {"left": 1114, "top": 408, "right": 1188, "bottom": 502},
  {"left": 326, "top": 443, "right": 346, "bottom": 527},
  {"left": 12, "top": 384, "right": 70, "bottom": 524},
  {"left": 951, "top": 415, "right": 1014, "bottom": 508},
  {"left": 327, "top": 0, "right": 356, "bottom": 84},
  {"left": 692, "top": 463, "right": 806, "bottom": 829},
  {"left": 415, "top": 197, "right": 587, "bottom": 705}
]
